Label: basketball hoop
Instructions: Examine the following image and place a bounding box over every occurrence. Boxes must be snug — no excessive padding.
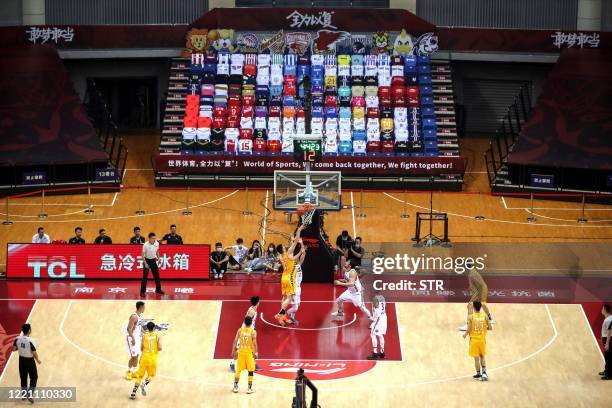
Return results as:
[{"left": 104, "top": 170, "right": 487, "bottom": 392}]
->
[{"left": 297, "top": 203, "right": 316, "bottom": 226}]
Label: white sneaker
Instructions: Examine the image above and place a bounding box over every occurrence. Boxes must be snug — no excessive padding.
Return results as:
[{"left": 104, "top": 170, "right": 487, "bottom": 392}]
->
[
  {"left": 459, "top": 324, "right": 468, "bottom": 331},
  {"left": 214, "top": 274, "right": 219, "bottom": 279},
  {"left": 232, "top": 384, "right": 239, "bottom": 393},
  {"left": 247, "top": 387, "right": 255, "bottom": 394},
  {"left": 481, "top": 372, "right": 488, "bottom": 381},
  {"left": 246, "top": 267, "right": 253, "bottom": 274}
]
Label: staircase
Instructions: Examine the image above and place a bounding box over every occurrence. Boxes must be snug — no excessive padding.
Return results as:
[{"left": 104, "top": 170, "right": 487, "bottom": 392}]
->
[
  {"left": 430, "top": 60, "right": 460, "bottom": 157},
  {"left": 160, "top": 57, "right": 190, "bottom": 154}
]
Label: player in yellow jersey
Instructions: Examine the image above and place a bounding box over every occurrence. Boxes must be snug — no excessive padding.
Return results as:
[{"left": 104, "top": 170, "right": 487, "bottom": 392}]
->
[
  {"left": 460, "top": 264, "right": 494, "bottom": 331},
  {"left": 463, "top": 301, "right": 492, "bottom": 381},
  {"left": 232, "top": 316, "right": 258, "bottom": 394},
  {"left": 274, "top": 224, "right": 304, "bottom": 326},
  {"left": 130, "top": 322, "right": 162, "bottom": 399}
]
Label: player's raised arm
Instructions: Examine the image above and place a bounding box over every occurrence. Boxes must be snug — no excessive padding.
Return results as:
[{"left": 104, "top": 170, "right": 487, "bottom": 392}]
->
[
  {"left": 288, "top": 225, "right": 305, "bottom": 255},
  {"left": 157, "top": 334, "right": 163, "bottom": 352}
]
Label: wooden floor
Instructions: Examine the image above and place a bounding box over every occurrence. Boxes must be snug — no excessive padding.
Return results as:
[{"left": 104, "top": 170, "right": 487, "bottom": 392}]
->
[
  {"left": 1, "top": 135, "right": 610, "bottom": 407},
  {"left": 0, "top": 300, "right": 608, "bottom": 407},
  {"left": 0, "top": 135, "right": 611, "bottom": 272}
]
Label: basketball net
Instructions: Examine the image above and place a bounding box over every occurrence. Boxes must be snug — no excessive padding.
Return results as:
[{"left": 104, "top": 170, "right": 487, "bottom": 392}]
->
[{"left": 300, "top": 208, "right": 316, "bottom": 226}]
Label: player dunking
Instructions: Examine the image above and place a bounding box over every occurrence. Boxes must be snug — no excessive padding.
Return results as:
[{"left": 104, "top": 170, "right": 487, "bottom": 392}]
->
[
  {"left": 286, "top": 239, "right": 307, "bottom": 325},
  {"left": 232, "top": 316, "right": 258, "bottom": 394},
  {"left": 367, "top": 294, "right": 387, "bottom": 360},
  {"left": 125, "top": 301, "right": 146, "bottom": 380},
  {"left": 460, "top": 264, "right": 494, "bottom": 331},
  {"left": 463, "top": 301, "right": 492, "bottom": 381},
  {"left": 332, "top": 258, "right": 372, "bottom": 321},
  {"left": 231, "top": 296, "right": 261, "bottom": 372},
  {"left": 130, "top": 321, "right": 162, "bottom": 399},
  {"left": 274, "top": 225, "right": 304, "bottom": 326}
]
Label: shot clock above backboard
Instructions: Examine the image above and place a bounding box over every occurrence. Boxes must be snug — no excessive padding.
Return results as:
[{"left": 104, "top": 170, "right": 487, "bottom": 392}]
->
[{"left": 293, "top": 136, "right": 323, "bottom": 163}]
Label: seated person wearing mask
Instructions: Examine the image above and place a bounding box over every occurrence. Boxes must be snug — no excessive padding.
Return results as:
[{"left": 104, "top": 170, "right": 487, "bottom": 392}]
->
[{"left": 211, "top": 242, "right": 230, "bottom": 279}]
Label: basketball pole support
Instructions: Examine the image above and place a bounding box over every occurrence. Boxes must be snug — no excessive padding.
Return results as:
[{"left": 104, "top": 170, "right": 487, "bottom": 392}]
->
[
  {"left": 182, "top": 186, "right": 192, "bottom": 216},
  {"left": 3, "top": 197, "right": 12, "bottom": 225},
  {"left": 577, "top": 194, "right": 587, "bottom": 223},
  {"left": 356, "top": 189, "right": 366, "bottom": 218},
  {"left": 474, "top": 191, "right": 485, "bottom": 221},
  {"left": 83, "top": 185, "right": 94, "bottom": 214},
  {"left": 526, "top": 193, "right": 536, "bottom": 223},
  {"left": 400, "top": 189, "right": 410, "bottom": 218},
  {"left": 38, "top": 189, "right": 48, "bottom": 219},
  {"left": 135, "top": 186, "right": 145, "bottom": 215},
  {"left": 242, "top": 186, "right": 253, "bottom": 216}
]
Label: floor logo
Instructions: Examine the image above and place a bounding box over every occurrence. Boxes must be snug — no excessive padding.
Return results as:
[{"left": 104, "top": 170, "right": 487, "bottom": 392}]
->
[{"left": 256, "top": 360, "right": 376, "bottom": 380}]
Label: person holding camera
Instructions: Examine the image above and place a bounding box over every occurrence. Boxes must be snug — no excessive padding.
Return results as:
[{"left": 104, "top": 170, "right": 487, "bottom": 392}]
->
[
  {"left": 334, "top": 230, "right": 353, "bottom": 270},
  {"left": 347, "top": 236, "right": 365, "bottom": 267}
]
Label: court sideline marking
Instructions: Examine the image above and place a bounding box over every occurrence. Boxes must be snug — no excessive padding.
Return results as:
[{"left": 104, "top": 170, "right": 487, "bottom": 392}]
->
[
  {"left": 259, "top": 312, "right": 357, "bottom": 331},
  {"left": 579, "top": 304, "right": 606, "bottom": 363},
  {"left": 384, "top": 192, "right": 612, "bottom": 228},
  {"left": 500, "top": 196, "right": 612, "bottom": 211},
  {"left": 7, "top": 192, "right": 119, "bottom": 208},
  {"left": 0, "top": 300, "right": 38, "bottom": 383},
  {"left": 1, "top": 190, "right": 239, "bottom": 223},
  {"left": 56, "top": 300, "right": 563, "bottom": 392},
  {"left": 261, "top": 190, "right": 269, "bottom": 246},
  {"left": 350, "top": 191, "right": 357, "bottom": 238}
]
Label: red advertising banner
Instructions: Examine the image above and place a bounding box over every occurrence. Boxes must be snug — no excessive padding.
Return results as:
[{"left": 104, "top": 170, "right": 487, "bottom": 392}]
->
[
  {"left": 154, "top": 154, "right": 465, "bottom": 176},
  {"left": 6, "top": 244, "right": 210, "bottom": 280}
]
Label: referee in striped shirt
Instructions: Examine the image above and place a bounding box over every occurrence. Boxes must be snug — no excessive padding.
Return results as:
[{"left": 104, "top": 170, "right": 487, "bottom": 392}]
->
[{"left": 12, "top": 323, "right": 41, "bottom": 403}]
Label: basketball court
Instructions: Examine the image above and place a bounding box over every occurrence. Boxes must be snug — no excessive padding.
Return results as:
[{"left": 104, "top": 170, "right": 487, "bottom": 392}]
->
[
  {"left": 1, "top": 4, "right": 612, "bottom": 406},
  {"left": 0, "top": 297, "right": 609, "bottom": 407}
]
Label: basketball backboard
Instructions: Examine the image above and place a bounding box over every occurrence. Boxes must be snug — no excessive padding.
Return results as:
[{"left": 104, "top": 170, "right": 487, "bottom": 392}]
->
[{"left": 273, "top": 170, "right": 341, "bottom": 211}]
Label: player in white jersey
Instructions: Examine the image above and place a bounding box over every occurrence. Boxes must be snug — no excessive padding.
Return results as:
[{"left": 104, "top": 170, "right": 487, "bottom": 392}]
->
[
  {"left": 125, "top": 301, "right": 146, "bottom": 380},
  {"left": 367, "top": 295, "right": 388, "bottom": 360},
  {"left": 332, "top": 259, "right": 372, "bottom": 321},
  {"left": 231, "top": 296, "right": 261, "bottom": 373},
  {"left": 287, "top": 240, "right": 306, "bottom": 325}
]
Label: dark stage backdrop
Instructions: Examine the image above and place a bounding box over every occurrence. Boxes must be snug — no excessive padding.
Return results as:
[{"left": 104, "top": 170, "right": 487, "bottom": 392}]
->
[
  {"left": 0, "top": 45, "right": 108, "bottom": 166},
  {"left": 507, "top": 49, "right": 612, "bottom": 171}
]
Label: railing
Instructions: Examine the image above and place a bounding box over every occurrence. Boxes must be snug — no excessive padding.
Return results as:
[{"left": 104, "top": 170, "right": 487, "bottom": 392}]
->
[
  {"left": 484, "top": 83, "right": 533, "bottom": 186},
  {"left": 84, "top": 79, "right": 128, "bottom": 181}
]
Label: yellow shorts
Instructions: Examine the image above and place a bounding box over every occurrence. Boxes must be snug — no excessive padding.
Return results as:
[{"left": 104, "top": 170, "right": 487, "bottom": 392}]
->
[
  {"left": 136, "top": 354, "right": 158, "bottom": 383},
  {"left": 281, "top": 273, "right": 296, "bottom": 296},
  {"left": 236, "top": 352, "right": 256, "bottom": 375},
  {"left": 469, "top": 339, "right": 486, "bottom": 357}
]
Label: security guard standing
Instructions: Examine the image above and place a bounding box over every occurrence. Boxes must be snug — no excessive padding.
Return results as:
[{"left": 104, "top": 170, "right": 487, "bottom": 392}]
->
[{"left": 12, "top": 323, "right": 41, "bottom": 403}]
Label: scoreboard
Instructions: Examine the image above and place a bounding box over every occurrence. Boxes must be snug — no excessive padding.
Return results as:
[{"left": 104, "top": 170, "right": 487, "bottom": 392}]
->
[{"left": 293, "top": 137, "right": 322, "bottom": 163}]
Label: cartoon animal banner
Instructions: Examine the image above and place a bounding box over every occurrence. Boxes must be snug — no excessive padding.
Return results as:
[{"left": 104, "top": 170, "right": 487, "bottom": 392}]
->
[{"left": 182, "top": 28, "right": 439, "bottom": 57}]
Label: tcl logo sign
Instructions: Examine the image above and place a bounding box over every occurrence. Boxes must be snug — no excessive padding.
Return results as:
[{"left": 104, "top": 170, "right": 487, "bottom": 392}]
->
[
  {"left": 257, "top": 360, "right": 375, "bottom": 380},
  {"left": 28, "top": 257, "right": 84, "bottom": 279}
]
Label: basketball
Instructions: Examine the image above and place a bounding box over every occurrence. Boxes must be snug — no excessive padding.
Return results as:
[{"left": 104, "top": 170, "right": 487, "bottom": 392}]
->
[{"left": 296, "top": 203, "right": 316, "bottom": 217}]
